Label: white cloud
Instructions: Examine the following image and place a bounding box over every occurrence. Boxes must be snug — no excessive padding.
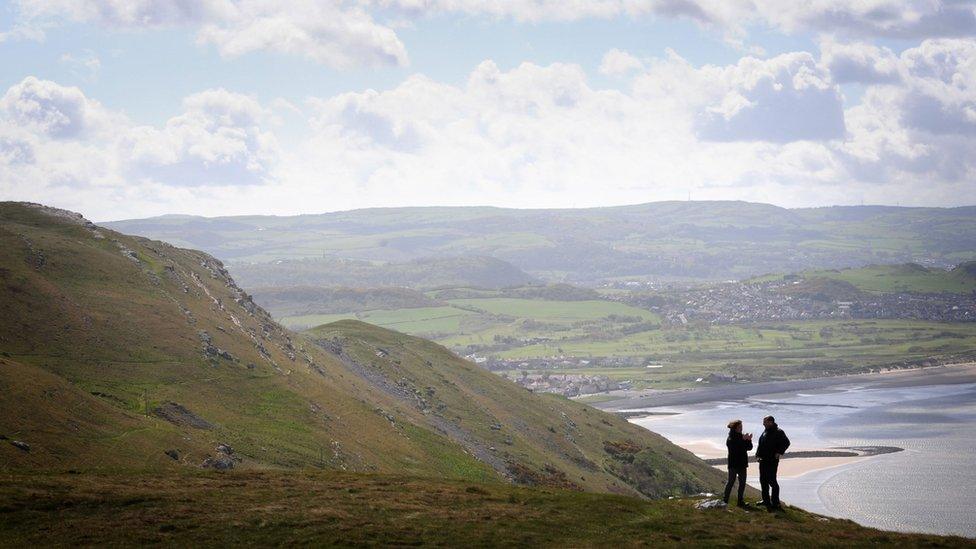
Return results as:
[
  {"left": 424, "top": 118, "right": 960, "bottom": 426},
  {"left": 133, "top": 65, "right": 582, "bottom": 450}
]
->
[
  {"left": 836, "top": 38, "right": 976, "bottom": 185},
  {"left": 632, "top": 50, "right": 845, "bottom": 142},
  {"left": 3, "top": 40, "right": 976, "bottom": 220},
  {"left": 0, "top": 76, "right": 112, "bottom": 139},
  {"left": 599, "top": 48, "right": 646, "bottom": 77},
  {"left": 7, "top": 0, "right": 976, "bottom": 71},
  {"left": 820, "top": 38, "right": 901, "bottom": 84},
  {"left": 195, "top": 1, "right": 407, "bottom": 68},
  {"left": 370, "top": 0, "right": 976, "bottom": 40},
  {"left": 0, "top": 78, "right": 280, "bottom": 214},
  {"left": 12, "top": 0, "right": 408, "bottom": 68},
  {"left": 754, "top": 0, "right": 976, "bottom": 40},
  {"left": 123, "top": 88, "right": 280, "bottom": 186}
]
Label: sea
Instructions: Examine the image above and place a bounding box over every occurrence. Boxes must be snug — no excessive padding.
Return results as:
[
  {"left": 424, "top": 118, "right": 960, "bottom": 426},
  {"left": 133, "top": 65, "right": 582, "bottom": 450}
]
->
[{"left": 629, "top": 380, "right": 976, "bottom": 538}]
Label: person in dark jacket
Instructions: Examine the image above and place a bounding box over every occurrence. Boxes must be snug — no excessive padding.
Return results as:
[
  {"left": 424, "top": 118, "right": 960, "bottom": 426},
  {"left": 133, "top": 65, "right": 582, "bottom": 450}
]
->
[
  {"left": 755, "top": 415, "right": 790, "bottom": 510},
  {"left": 723, "top": 419, "right": 753, "bottom": 506}
]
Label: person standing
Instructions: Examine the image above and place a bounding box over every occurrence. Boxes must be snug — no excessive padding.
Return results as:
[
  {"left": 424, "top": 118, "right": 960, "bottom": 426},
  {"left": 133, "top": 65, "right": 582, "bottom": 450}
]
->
[
  {"left": 756, "top": 415, "right": 790, "bottom": 510},
  {"left": 723, "top": 419, "right": 753, "bottom": 506}
]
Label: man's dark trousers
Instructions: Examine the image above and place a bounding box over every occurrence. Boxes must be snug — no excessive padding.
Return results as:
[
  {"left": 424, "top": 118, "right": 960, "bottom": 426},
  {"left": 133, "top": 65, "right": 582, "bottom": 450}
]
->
[{"left": 759, "top": 458, "right": 780, "bottom": 507}]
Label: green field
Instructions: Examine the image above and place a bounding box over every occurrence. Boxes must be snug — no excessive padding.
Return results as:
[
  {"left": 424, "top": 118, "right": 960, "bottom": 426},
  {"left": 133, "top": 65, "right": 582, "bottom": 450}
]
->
[
  {"left": 805, "top": 264, "right": 976, "bottom": 294},
  {"left": 284, "top": 294, "right": 976, "bottom": 389},
  {"left": 281, "top": 306, "right": 477, "bottom": 333},
  {"left": 497, "top": 319, "right": 976, "bottom": 386},
  {"left": 281, "top": 298, "right": 660, "bottom": 340},
  {"left": 448, "top": 298, "right": 658, "bottom": 322}
]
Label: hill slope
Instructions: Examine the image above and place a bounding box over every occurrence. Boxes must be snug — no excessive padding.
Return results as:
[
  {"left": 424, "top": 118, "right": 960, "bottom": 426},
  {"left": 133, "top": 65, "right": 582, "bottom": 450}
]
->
[
  {"left": 797, "top": 263, "right": 976, "bottom": 294},
  {"left": 2, "top": 471, "right": 971, "bottom": 547},
  {"left": 305, "top": 319, "right": 712, "bottom": 496},
  {"left": 0, "top": 202, "right": 721, "bottom": 498},
  {"left": 105, "top": 200, "right": 976, "bottom": 283}
]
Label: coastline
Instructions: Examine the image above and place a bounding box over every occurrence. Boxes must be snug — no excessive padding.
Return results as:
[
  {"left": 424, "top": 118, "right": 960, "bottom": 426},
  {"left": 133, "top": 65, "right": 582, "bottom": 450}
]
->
[
  {"left": 646, "top": 437, "right": 899, "bottom": 479},
  {"left": 617, "top": 364, "right": 976, "bottom": 481},
  {"left": 592, "top": 362, "right": 976, "bottom": 412},
  {"left": 618, "top": 369, "right": 976, "bottom": 537}
]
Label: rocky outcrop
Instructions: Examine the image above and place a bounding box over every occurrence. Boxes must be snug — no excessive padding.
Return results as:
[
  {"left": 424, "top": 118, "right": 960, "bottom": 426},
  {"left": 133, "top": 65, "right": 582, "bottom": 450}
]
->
[
  {"left": 201, "top": 443, "right": 239, "bottom": 470},
  {"left": 152, "top": 402, "right": 214, "bottom": 430}
]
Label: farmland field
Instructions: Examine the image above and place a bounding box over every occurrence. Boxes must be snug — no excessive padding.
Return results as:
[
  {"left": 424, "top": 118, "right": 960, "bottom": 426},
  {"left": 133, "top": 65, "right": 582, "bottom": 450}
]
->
[
  {"left": 281, "top": 306, "right": 478, "bottom": 334},
  {"left": 279, "top": 294, "right": 976, "bottom": 389}
]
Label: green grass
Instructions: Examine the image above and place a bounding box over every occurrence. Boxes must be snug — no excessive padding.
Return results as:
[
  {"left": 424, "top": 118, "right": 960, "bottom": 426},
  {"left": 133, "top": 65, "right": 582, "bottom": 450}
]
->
[
  {"left": 276, "top": 282, "right": 976, "bottom": 389},
  {"left": 492, "top": 320, "right": 976, "bottom": 387},
  {"left": 304, "top": 319, "right": 727, "bottom": 498},
  {"left": 448, "top": 298, "right": 659, "bottom": 322},
  {"left": 0, "top": 471, "right": 970, "bottom": 547},
  {"left": 281, "top": 306, "right": 477, "bottom": 332},
  {"left": 805, "top": 264, "right": 976, "bottom": 294}
]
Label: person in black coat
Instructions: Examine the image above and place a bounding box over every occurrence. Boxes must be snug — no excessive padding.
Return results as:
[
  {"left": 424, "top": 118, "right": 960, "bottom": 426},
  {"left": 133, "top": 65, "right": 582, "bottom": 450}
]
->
[
  {"left": 755, "top": 415, "right": 790, "bottom": 510},
  {"left": 723, "top": 419, "right": 753, "bottom": 506}
]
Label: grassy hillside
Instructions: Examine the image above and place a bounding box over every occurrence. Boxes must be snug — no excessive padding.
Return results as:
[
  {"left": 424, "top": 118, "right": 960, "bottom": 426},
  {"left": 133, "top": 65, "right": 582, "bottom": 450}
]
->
[
  {"left": 0, "top": 201, "right": 722, "bottom": 499},
  {"left": 305, "top": 319, "right": 719, "bottom": 497},
  {"left": 798, "top": 263, "right": 976, "bottom": 294},
  {"left": 1, "top": 471, "right": 971, "bottom": 547},
  {"left": 105, "top": 201, "right": 976, "bottom": 283}
]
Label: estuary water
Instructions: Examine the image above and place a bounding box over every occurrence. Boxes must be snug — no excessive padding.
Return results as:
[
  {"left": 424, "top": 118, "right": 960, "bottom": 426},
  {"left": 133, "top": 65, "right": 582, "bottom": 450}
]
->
[{"left": 629, "top": 379, "right": 976, "bottom": 537}]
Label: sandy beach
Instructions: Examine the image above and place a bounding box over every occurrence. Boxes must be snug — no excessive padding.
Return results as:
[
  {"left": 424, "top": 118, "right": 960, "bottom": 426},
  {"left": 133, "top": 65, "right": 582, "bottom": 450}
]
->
[
  {"left": 621, "top": 368, "right": 976, "bottom": 537},
  {"left": 656, "top": 435, "right": 871, "bottom": 479}
]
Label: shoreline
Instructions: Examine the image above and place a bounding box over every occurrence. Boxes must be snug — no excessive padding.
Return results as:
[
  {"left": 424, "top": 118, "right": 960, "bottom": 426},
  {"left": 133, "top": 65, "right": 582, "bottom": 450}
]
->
[
  {"left": 593, "top": 362, "right": 976, "bottom": 412},
  {"left": 620, "top": 373, "right": 976, "bottom": 538},
  {"left": 665, "top": 440, "right": 902, "bottom": 479}
]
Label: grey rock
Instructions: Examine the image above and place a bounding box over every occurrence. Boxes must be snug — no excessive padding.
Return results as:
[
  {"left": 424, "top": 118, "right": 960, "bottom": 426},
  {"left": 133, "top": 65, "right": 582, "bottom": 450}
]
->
[
  {"left": 201, "top": 455, "right": 235, "bottom": 470},
  {"left": 694, "top": 499, "right": 728, "bottom": 510},
  {"left": 10, "top": 440, "right": 30, "bottom": 452}
]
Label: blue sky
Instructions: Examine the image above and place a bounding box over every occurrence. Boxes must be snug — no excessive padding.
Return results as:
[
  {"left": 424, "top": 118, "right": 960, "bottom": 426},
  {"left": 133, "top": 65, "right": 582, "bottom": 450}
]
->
[{"left": 1, "top": 1, "right": 975, "bottom": 220}]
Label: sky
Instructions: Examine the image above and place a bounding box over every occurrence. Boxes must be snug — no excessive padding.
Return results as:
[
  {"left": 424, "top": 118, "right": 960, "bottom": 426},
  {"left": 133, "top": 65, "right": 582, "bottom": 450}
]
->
[{"left": 1, "top": 1, "right": 976, "bottom": 221}]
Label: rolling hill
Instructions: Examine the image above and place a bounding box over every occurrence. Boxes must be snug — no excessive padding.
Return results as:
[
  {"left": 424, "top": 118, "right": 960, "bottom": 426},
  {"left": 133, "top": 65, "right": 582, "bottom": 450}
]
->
[
  {"left": 795, "top": 262, "right": 976, "bottom": 294},
  {"left": 249, "top": 286, "right": 442, "bottom": 317},
  {"left": 0, "top": 201, "right": 721, "bottom": 498},
  {"left": 231, "top": 255, "right": 537, "bottom": 289},
  {"left": 3, "top": 202, "right": 974, "bottom": 546},
  {"left": 105, "top": 201, "right": 976, "bottom": 284}
]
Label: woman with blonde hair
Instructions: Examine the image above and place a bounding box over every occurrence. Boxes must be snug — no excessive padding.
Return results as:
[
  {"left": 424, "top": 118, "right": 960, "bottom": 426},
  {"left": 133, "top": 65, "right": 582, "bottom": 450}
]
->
[{"left": 723, "top": 419, "right": 753, "bottom": 506}]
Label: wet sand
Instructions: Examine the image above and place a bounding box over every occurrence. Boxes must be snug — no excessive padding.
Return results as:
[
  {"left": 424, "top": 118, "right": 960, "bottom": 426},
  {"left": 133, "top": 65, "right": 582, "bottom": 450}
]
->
[{"left": 678, "top": 440, "right": 871, "bottom": 479}]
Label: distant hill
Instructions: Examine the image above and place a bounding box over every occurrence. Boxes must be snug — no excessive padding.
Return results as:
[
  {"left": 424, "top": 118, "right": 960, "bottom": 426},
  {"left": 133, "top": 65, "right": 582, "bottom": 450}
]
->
[
  {"left": 230, "top": 255, "right": 537, "bottom": 289},
  {"left": 0, "top": 202, "right": 722, "bottom": 498},
  {"left": 250, "top": 286, "right": 442, "bottom": 317},
  {"left": 105, "top": 201, "right": 976, "bottom": 284},
  {"left": 431, "top": 283, "right": 601, "bottom": 301}
]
